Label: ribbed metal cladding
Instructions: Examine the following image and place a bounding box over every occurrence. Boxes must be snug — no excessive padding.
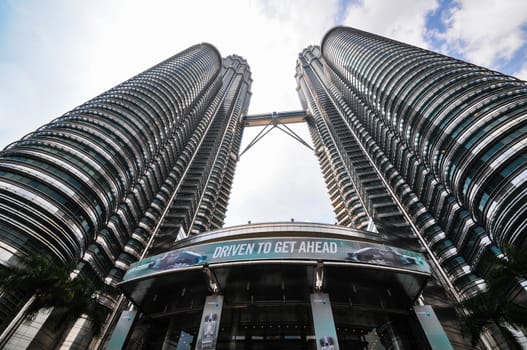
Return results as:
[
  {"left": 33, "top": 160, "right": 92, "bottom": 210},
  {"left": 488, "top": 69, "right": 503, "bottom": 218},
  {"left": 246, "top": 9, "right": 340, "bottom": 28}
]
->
[
  {"left": 297, "top": 47, "right": 369, "bottom": 230},
  {"left": 0, "top": 43, "right": 252, "bottom": 343},
  {"left": 322, "top": 27, "right": 527, "bottom": 256},
  {"left": 297, "top": 40, "right": 486, "bottom": 298},
  {"left": 0, "top": 41, "right": 249, "bottom": 290},
  {"left": 0, "top": 43, "right": 230, "bottom": 330},
  {"left": 297, "top": 46, "right": 416, "bottom": 241},
  {"left": 130, "top": 55, "right": 252, "bottom": 257}
]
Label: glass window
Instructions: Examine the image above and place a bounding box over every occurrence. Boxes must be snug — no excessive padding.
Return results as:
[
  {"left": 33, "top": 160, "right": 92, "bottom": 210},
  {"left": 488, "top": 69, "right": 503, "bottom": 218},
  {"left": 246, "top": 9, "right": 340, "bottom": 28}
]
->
[
  {"left": 478, "top": 192, "right": 490, "bottom": 213},
  {"left": 500, "top": 155, "right": 527, "bottom": 177}
]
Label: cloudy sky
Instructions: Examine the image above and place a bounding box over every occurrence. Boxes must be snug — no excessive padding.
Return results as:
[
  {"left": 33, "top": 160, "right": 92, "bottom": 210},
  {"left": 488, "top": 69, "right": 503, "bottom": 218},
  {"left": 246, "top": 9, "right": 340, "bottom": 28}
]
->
[{"left": 1, "top": 0, "right": 527, "bottom": 227}]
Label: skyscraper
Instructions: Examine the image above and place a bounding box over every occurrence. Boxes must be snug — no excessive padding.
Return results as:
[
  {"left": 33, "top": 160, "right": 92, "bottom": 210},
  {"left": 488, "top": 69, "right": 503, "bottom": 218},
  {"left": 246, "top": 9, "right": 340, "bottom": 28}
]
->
[
  {"left": 295, "top": 26, "right": 527, "bottom": 348},
  {"left": 0, "top": 43, "right": 252, "bottom": 348},
  {"left": 328, "top": 26, "right": 526, "bottom": 250},
  {"left": 1, "top": 25, "right": 526, "bottom": 349}
]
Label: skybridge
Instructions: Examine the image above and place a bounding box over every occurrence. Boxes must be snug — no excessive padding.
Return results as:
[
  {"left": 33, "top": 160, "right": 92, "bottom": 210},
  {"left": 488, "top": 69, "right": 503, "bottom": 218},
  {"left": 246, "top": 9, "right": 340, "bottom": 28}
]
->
[{"left": 240, "top": 110, "right": 313, "bottom": 157}]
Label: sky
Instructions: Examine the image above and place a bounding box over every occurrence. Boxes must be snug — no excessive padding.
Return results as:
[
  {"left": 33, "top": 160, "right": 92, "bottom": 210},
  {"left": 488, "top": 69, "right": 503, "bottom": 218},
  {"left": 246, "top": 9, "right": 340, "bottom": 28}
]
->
[{"left": 1, "top": 0, "right": 527, "bottom": 228}]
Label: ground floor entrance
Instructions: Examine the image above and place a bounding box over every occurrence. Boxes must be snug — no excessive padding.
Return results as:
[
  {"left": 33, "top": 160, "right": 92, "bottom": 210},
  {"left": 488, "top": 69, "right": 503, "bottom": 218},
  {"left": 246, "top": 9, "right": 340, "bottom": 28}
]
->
[
  {"left": 113, "top": 223, "right": 451, "bottom": 349},
  {"left": 127, "top": 300, "right": 418, "bottom": 349}
]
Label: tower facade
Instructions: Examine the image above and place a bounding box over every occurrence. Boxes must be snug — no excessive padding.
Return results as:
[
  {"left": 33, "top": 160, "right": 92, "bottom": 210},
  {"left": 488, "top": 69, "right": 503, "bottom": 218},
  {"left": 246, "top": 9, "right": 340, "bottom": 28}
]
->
[
  {"left": 2, "top": 27, "right": 526, "bottom": 349},
  {"left": 297, "top": 26, "right": 527, "bottom": 296},
  {"left": 0, "top": 44, "right": 251, "bottom": 347}
]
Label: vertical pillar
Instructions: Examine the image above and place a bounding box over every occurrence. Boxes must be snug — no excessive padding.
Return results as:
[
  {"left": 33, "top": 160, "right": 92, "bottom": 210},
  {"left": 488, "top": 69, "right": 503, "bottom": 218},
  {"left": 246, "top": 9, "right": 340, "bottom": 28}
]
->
[
  {"left": 106, "top": 310, "right": 138, "bottom": 350},
  {"left": 310, "top": 293, "right": 339, "bottom": 350},
  {"left": 161, "top": 316, "right": 179, "bottom": 350},
  {"left": 413, "top": 305, "right": 454, "bottom": 350},
  {"left": 195, "top": 295, "right": 224, "bottom": 350},
  {"left": 377, "top": 322, "right": 407, "bottom": 350}
]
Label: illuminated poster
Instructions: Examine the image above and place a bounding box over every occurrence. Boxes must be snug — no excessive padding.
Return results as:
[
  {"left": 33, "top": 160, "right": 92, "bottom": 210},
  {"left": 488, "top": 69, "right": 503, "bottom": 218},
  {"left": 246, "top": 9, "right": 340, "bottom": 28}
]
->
[
  {"left": 195, "top": 295, "right": 223, "bottom": 350},
  {"left": 413, "top": 305, "right": 454, "bottom": 350},
  {"left": 123, "top": 237, "right": 430, "bottom": 281},
  {"left": 106, "top": 310, "right": 137, "bottom": 350},
  {"left": 311, "top": 293, "right": 339, "bottom": 350}
]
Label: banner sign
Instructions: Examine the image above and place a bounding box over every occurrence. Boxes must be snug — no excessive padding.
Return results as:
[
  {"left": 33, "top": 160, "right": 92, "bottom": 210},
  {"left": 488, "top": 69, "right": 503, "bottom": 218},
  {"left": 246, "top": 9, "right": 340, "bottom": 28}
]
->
[
  {"left": 195, "top": 295, "right": 223, "bottom": 350},
  {"left": 311, "top": 293, "right": 339, "bottom": 350},
  {"left": 123, "top": 237, "right": 429, "bottom": 281},
  {"left": 107, "top": 310, "right": 137, "bottom": 350},
  {"left": 413, "top": 305, "right": 454, "bottom": 350}
]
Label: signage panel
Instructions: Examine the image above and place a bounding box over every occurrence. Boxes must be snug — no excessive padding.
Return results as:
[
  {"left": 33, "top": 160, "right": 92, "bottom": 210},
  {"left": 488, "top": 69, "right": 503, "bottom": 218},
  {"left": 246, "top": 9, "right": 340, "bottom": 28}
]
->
[
  {"left": 124, "top": 237, "right": 429, "bottom": 281},
  {"left": 107, "top": 310, "right": 137, "bottom": 350},
  {"left": 195, "top": 295, "right": 223, "bottom": 350},
  {"left": 311, "top": 293, "right": 339, "bottom": 350},
  {"left": 413, "top": 305, "right": 454, "bottom": 350}
]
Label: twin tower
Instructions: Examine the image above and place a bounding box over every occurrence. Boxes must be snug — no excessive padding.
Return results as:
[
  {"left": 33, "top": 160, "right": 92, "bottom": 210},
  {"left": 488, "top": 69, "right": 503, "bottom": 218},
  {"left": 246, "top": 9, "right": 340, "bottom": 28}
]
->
[{"left": 1, "top": 27, "right": 526, "bottom": 349}]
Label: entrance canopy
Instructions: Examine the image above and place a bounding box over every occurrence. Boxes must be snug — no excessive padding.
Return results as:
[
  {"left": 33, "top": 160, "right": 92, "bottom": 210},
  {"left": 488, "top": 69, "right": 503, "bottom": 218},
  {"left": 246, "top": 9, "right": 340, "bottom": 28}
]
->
[{"left": 118, "top": 222, "right": 430, "bottom": 320}]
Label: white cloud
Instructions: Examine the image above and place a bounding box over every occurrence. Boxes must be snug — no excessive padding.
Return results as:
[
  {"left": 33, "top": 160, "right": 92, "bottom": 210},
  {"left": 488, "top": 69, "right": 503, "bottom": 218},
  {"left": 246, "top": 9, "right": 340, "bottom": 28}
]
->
[
  {"left": 340, "top": 0, "right": 439, "bottom": 49},
  {"left": 0, "top": 0, "right": 338, "bottom": 139},
  {"left": 515, "top": 62, "right": 527, "bottom": 81},
  {"left": 0, "top": 0, "right": 338, "bottom": 227},
  {"left": 436, "top": 0, "right": 527, "bottom": 69},
  {"left": 226, "top": 123, "right": 334, "bottom": 225},
  {"left": 3, "top": 0, "right": 524, "bottom": 230}
]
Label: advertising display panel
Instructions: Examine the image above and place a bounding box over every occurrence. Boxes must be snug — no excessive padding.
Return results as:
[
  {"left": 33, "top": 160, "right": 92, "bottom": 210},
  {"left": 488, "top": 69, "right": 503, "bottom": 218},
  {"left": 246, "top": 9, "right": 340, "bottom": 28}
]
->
[
  {"left": 311, "top": 293, "right": 340, "bottom": 350},
  {"left": 106, "top": 310, "right": 137, "bottom": 350},
  {"left": 123, "top": 237, "right": 429, "bottom": 281},
  {"left": 413, "top": 305, "right": 454, "bottom": 350},
  {"left": 195, "top": 295, "right": 224, "bottom": 350}
]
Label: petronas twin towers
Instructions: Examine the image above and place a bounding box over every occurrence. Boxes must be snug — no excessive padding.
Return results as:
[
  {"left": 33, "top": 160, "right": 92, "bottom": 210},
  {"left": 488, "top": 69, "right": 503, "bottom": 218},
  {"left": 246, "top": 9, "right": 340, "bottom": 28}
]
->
[{"left": 1, "top": 26, "right": 526, "bottom": 349}]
